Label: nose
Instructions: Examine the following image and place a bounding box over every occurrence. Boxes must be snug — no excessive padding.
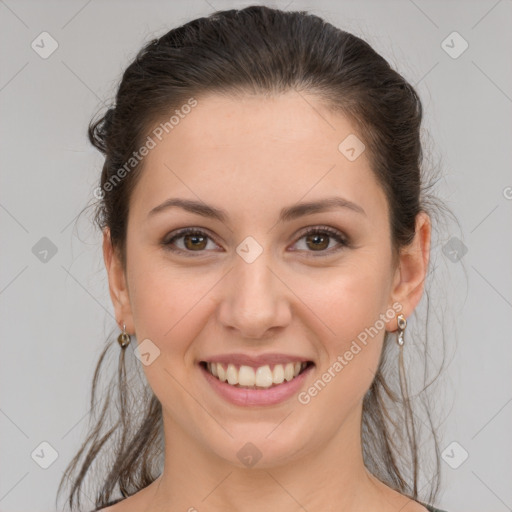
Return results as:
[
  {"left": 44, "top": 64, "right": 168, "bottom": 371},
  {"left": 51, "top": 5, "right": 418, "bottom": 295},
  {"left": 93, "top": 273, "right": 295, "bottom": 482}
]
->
[{"left": 217, "top": 250, "right": 292, "bottom": 339}]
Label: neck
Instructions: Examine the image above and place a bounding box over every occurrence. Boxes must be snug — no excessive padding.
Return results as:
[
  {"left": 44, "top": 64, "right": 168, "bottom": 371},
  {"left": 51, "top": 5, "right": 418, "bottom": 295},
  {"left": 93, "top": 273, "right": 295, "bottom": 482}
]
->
[{"left": 143, "top": 401, "right": 391, "bottom": 512}]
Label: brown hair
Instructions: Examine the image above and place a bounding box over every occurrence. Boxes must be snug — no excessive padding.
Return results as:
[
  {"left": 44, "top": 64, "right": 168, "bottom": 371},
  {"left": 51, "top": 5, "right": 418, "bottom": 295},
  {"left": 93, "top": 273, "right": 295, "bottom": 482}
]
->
[{"left": 58, "top": 5, "right": 458, "bottom": 510}]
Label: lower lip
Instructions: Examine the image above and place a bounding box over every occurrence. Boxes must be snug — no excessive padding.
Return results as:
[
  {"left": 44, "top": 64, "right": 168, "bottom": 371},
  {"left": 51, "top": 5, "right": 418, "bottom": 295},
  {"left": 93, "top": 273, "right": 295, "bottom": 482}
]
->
[{"left": 200, "top": 363, "right": 314, "bottom": 407}]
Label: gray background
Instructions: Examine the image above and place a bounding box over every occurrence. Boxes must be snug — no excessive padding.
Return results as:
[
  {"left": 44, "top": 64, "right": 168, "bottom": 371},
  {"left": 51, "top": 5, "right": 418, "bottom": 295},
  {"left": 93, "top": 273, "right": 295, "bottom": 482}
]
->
[{"left": 1, "top": 1, "right": 511, "bottom": 511}]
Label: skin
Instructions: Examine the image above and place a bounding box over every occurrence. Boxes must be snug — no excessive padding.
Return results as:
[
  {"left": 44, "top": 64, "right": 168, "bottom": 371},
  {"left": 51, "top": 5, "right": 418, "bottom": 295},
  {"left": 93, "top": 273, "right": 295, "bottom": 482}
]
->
[{"left": 102, "top": 91, "right": 431, "bottom": 512}]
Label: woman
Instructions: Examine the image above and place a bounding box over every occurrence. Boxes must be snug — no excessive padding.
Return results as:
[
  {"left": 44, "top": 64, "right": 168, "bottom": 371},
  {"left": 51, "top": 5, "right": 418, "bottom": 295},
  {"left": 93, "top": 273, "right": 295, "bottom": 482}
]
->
[{"left": 58, "top": 5, "right": 452, "bottom": 512}]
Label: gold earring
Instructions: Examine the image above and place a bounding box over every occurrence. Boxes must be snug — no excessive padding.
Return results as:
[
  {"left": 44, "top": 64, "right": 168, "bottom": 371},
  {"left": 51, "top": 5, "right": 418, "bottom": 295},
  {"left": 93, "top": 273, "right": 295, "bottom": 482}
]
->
[
  {"left": 117, "top": 322, "right": 130, "bottom": 349},
  {"left": 396, "top": 314, "right": 407, "bottom": 346}
]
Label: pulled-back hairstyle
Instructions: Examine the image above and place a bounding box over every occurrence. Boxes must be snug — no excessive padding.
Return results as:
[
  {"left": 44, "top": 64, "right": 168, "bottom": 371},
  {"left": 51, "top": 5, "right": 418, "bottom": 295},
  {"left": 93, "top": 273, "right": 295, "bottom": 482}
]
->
[{"left": 57, "top": 5, "right": 457, "bottom": 511}]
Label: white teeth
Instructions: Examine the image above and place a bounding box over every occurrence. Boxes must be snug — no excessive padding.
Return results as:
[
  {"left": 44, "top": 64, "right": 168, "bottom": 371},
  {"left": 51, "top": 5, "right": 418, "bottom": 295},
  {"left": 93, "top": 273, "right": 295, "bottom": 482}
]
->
[
  {"left": 217, "top": 363, "right": 227, "bottom": 382},
  {"left": 205, "top": 361, "right": 309, "bottom": 388},
  {"left": 272, "top": 364, "right": 285, "bottom": 384},
  {"left": 255, "top": 365, "right": 273, "bottom": 388},
  {"left": 238, "top": 365, "right": 255, "bottom": 386},
  {"left": 226, "top": 363, "right": 238, "bottom": 385},
  {"left": 284, "top": 362, "right": 294, "bottom": 381}
]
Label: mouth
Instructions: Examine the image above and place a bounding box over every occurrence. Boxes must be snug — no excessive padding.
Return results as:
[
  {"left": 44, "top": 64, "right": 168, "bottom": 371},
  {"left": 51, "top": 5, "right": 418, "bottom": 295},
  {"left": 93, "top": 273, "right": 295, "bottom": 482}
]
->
[{"left": 199, "top": 360, "right": 315, "bottom": 390}]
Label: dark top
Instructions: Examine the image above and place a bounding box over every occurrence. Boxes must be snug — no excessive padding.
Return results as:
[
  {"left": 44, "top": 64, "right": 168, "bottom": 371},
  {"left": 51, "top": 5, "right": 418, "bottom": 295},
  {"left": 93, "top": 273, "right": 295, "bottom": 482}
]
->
[
  {"left": 421, "top": 502, "right": 449, "bottom": 512},
  {"left": 91, "top": 498, "right": 448, "bottom": 511}
]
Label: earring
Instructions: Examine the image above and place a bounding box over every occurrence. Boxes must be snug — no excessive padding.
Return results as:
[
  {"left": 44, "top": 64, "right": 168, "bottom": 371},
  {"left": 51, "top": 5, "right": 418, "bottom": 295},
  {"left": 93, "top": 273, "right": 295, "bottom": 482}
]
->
[
  {"left": 396, "top": 314, "right": 407, "bottom": 347},
  {"left": 117, "top": 322, "right": 130, "bottom": 349}
]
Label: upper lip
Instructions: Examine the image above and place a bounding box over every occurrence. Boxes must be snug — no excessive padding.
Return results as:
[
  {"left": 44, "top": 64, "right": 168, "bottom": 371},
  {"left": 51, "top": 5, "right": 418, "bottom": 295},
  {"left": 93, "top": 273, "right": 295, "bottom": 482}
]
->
[{"left": 200, "top": 353, "right": 314, "bottom": 368}]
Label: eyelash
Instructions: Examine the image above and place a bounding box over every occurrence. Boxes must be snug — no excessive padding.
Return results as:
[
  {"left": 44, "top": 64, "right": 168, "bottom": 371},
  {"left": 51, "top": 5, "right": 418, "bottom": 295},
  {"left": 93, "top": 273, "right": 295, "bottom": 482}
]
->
[{"left": 161, "top": 226, "right": 349, "bottom": 257}]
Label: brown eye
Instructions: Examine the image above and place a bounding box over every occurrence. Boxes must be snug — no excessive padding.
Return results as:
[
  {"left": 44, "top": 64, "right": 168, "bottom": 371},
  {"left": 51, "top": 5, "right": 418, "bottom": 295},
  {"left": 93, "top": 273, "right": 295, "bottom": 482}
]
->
[
  {"left": 162, "top": 228, "right": 218, "bottom": 254},
  {"left": 305, "top": 232, "right": 330, "bottom": 251},
  {"left": 162, "top": 226, "right": 348, "bottom": 257},
  {"left": 293, "top": 226, "right": 348, "bottom": 256},
  {"left": 182, "top": 232, "right": 207, "bottom": 251}
]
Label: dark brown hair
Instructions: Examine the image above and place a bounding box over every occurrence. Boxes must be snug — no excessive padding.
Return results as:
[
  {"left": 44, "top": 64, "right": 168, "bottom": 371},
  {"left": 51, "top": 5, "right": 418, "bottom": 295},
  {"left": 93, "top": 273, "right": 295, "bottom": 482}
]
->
[{"left": 58, "top": 5, "right": 458, "bottom": 510}]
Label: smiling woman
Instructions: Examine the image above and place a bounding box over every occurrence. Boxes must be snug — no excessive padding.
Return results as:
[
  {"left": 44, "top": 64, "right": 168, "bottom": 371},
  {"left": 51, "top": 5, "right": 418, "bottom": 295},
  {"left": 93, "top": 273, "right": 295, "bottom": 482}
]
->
[{"left": 57, "top": 5, "right": 455, "bottom": 512}]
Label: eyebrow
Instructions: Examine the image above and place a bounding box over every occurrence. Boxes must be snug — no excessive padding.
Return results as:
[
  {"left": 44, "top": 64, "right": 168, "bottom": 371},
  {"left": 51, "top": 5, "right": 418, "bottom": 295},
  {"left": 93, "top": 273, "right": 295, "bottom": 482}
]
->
[{"left": 147, "top": 196, "right": 366, "bottom": 223}]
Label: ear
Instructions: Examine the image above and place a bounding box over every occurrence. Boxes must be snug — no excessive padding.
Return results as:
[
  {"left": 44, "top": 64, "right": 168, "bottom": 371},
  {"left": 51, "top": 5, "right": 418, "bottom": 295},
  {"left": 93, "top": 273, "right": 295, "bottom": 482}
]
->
[
  {"left": 102, "top": 227, "right": 134, "bottom": 334},
  {"left": 385, "top": 211, "right": 431, "bottom": 331}
]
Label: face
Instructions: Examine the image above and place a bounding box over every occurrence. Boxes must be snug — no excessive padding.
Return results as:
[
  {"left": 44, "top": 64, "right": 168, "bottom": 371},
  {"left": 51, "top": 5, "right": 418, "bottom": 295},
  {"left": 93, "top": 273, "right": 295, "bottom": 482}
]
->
[{"left": 104, "top": 91, "right": 430, "bottom": 469}]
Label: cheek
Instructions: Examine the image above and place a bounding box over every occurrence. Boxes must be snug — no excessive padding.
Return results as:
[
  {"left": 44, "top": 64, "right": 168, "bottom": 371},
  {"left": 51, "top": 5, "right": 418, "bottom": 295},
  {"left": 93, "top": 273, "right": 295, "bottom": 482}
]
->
[
  {"left": 125, "top": 256, "right": 211, "bottom": 415},
  {"left": 126, "top": 250, "right": 216, "bottom": 355},
  {"left": 306, "top": 261, "right": 391, "bottom": 386},
  {"left": 319, "top": 264, "right": 390, "bottom": 336}
]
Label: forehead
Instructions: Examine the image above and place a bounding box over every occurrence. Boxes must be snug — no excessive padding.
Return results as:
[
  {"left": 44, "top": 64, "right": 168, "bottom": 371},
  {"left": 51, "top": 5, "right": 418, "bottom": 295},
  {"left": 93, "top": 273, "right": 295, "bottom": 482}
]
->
[{"left": 129, "top": 91, "right": 388, "bottom": 225}]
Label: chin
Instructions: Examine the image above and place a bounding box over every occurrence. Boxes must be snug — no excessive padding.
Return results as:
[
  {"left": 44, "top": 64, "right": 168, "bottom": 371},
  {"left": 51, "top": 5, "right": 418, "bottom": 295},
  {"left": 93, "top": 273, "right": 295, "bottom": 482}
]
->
[{"left": 207, "top": 428, "right": 312, "bottom": 470}]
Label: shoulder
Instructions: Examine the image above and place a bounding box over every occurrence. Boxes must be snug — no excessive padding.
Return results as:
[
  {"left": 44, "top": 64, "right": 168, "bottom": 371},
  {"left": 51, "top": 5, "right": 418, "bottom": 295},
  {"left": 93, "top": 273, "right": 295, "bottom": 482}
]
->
[
  {"left": 90, "top": 500, "right": 124, "bottom": 512},
  {"left": 369, "top": 476, "right": 439, "bottom": 512},
  {"left": 90, "top": 494, "right": 142, "bottom": 512},
  {"left": 396, "top": 500, "right": 438, "bottom": 512}
]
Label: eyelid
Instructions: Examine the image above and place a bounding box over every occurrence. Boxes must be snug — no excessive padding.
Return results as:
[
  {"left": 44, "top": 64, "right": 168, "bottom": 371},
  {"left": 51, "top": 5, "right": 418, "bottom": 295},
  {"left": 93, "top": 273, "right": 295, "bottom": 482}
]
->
[{"left": 294, "top": 225, "right": 348, "bottom": 243}]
